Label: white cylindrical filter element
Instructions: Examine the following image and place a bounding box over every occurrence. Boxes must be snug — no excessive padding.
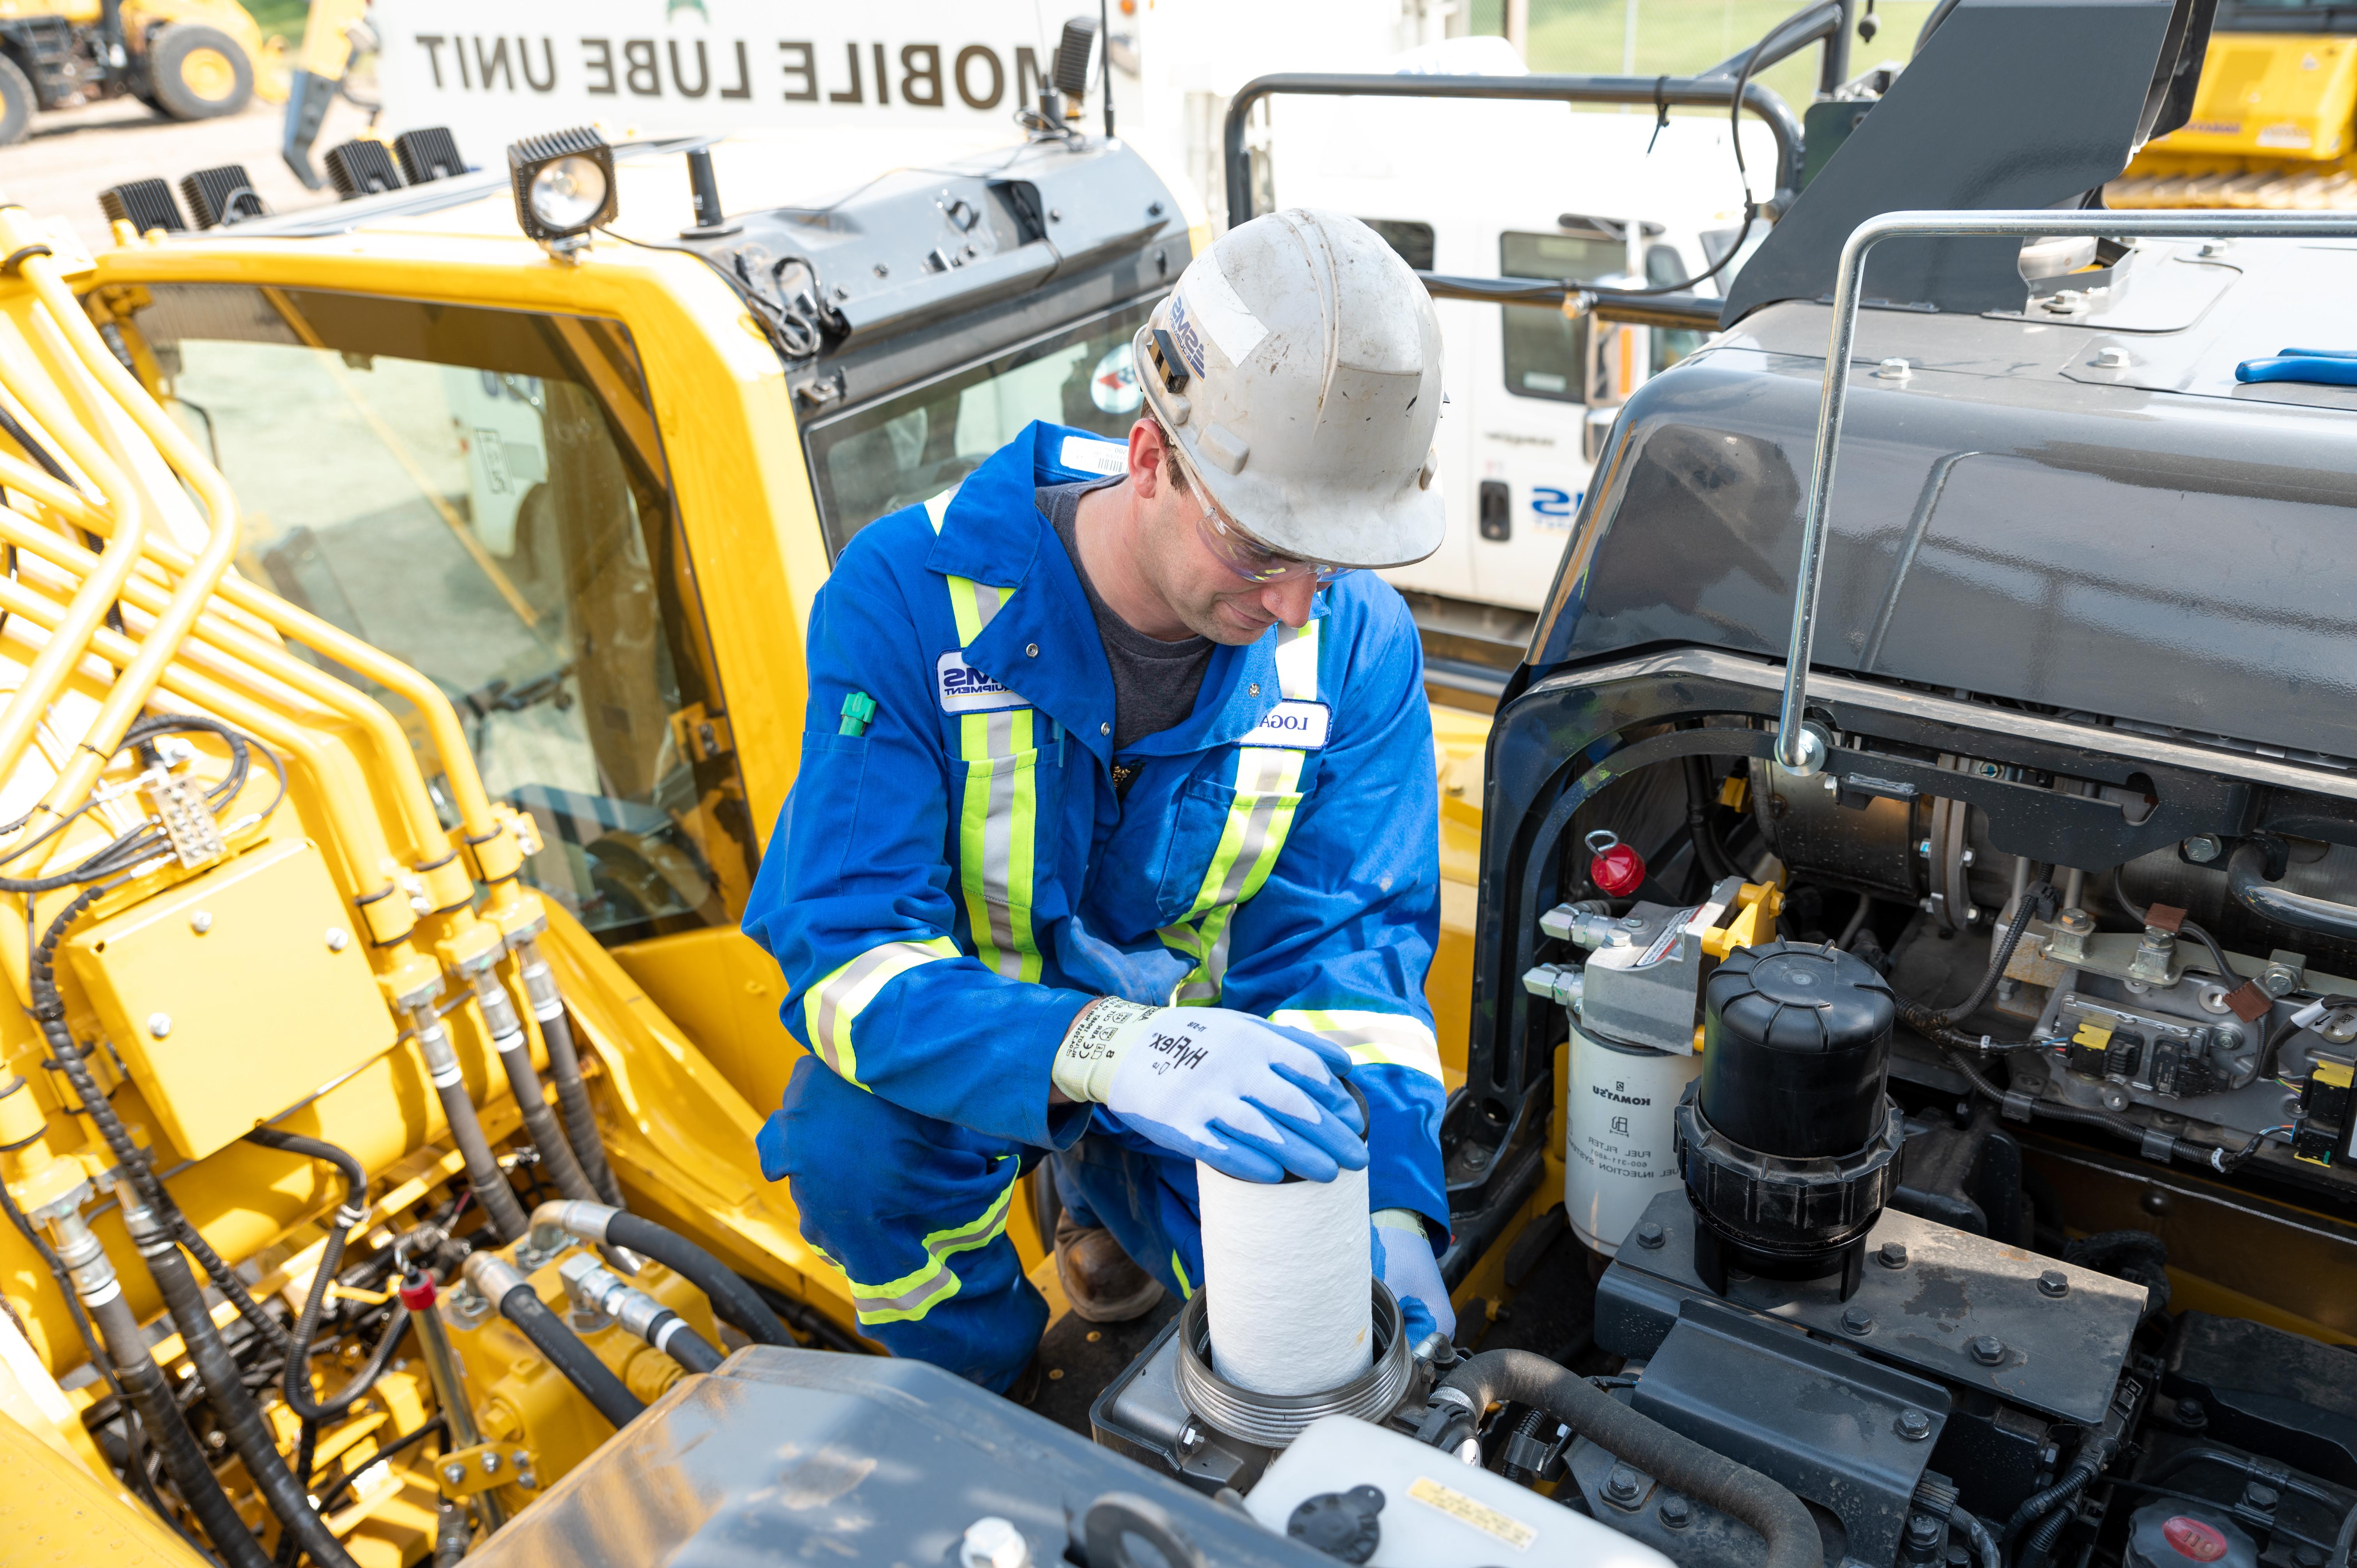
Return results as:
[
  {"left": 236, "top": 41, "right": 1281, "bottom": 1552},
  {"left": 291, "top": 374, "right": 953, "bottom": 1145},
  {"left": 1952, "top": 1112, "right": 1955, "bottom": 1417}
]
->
[
  {"left": 1565, "top": 1023, "right": 1701, "bottom": 1256},
  {"left": 1196, "top": 1161, "right": 1371, "bottom": 1396}
]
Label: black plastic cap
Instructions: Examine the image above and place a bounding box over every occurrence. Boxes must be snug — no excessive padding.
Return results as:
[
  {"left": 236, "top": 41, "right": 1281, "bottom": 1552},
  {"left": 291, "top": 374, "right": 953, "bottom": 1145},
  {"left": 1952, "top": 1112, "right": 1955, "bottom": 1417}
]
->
[
  {"left": 325, "top": 139, "right": 405, "bottom": 200},
  {"left": 1709, "top": 942, "right": 1896, "bottom": 1056},
  {"left": 393, "top": 127, "right": 466, "bottom": 185},
  {"left": 1701, "top": 941, "right": 1896, "bottom": 1158},
  {"left": 98, "top": 179, "right": 186, "bottom": 234}
]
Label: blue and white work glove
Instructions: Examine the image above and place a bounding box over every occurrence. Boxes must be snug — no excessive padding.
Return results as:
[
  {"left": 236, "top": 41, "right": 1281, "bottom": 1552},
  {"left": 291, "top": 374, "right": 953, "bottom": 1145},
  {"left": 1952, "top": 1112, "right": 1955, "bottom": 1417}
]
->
[
  {"left": 1054, "top": 999, "right": 1369, "bottom": 1184},
  {"left": 1372, "top": 1209, "right": 1456, "bottom": 1347}
]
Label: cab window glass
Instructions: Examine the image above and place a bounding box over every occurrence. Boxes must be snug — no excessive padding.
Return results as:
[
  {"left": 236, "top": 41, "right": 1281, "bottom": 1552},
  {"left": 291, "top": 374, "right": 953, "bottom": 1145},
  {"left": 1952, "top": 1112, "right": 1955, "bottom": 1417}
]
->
[
  {"left": 802, "top": 300, "right": 1156, "bottom": 557},
  {"left": 131, "top": 284, "right": 753, "bottom": 948},
  {"left": 1500, "top": 231, "right": 1622, "bottom": 403}
]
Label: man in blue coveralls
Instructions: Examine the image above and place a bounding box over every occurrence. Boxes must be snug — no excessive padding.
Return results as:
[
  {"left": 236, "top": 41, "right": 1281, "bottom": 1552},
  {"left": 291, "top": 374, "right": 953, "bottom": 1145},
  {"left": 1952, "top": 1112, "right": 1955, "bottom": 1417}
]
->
[{"left": 743, "top": 209, "right": 1456, "bottom": 1395}]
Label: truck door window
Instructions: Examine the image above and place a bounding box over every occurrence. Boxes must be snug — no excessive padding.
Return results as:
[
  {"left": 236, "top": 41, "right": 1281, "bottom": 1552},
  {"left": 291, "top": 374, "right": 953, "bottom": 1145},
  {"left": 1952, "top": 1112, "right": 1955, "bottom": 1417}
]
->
[
  {"left": 1360, "top": 220, "right": 1436, "bottom": 271},
  {"left": 125, "top": 284, "right": 754, "bottom": 949},
  {"left": 802, "top": 299, "right": 1156, "bottom": 557},
  {"left": 1500, "top": 231, "right": 1622, "bottom": 403}
]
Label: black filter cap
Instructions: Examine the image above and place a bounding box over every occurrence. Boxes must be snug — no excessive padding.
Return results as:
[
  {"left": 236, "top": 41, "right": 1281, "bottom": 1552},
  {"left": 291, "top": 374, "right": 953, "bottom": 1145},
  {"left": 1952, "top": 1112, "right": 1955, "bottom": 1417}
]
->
[{"left": 1702, "top": 941, "right": 1896, "bottom": 1158}]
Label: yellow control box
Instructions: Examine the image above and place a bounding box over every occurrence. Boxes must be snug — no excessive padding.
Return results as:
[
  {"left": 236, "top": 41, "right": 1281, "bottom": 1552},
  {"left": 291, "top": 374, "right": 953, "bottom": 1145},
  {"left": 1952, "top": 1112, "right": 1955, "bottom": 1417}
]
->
[{"left": 65, "top": 838, "right": 397, "bottom": 1160}]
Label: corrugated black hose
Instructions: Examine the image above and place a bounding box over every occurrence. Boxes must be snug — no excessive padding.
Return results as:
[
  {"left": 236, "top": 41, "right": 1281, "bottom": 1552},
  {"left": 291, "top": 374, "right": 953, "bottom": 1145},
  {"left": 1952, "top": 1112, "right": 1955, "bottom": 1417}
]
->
[
  {"left": 85, "top": 1278, "right": 272, "bottom": 1568},
  {"left": 1421, "top": 1349, "right": 1820, "bottom": 1568},
  {"left": 128, "top": 1197, "right": 359, "bottom": 1568}
]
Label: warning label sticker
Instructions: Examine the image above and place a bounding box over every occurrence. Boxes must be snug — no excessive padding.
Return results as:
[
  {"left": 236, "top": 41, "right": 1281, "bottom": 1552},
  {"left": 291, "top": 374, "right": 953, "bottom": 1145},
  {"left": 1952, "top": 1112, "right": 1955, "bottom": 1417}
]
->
[{"left": 1408, "top": 1476, "right": 1539, "bottom": 1551}]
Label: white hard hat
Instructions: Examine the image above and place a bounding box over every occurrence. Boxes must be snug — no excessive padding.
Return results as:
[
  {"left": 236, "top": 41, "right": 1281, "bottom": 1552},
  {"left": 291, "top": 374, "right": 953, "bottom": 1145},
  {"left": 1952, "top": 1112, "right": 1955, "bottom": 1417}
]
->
[{"left": 1133, "top": 209, "right": 1445, "bottom": 571}]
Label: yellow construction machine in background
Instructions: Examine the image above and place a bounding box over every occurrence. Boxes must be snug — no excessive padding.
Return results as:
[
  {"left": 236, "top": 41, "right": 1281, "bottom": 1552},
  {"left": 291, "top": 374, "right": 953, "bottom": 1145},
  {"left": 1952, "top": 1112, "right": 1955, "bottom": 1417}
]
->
[
  {"left": 0, "top": 102, "right": 1500, "bottom": 1564},
  {"left": 2111, "top": 2, "right": 2357, "bottom": 207},
  {"left": 0, "top": 0, "right": 277, "bottom": 145}
]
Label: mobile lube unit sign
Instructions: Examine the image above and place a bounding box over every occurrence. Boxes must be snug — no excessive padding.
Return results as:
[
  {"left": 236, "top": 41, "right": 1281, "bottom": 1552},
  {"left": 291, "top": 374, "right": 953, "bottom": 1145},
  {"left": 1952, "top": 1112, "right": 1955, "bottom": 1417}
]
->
[{"left": 375, "top": 0, "right": 1066, "bottom": 143}]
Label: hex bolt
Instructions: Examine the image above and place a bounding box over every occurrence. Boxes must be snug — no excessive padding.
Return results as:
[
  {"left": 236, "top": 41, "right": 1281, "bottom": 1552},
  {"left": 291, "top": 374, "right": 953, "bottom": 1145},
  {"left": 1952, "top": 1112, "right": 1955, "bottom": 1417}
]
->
[
  {"left": 2094, "top": 346, "right": 2133, "bottom": 370},
  {"left": 325, "top": 926, "right": 350, "bottom": 952},
  {"left": 2243, "top": 1481, "right": 2280, "bottom": 1511},
  {"left": 1176, "top": 1421, "right": 1204, "bottom": 1456},
  {"left": 1842, "top": 1305, "right": 1875, "bottom": 1335},
  {"left": 1621, "top": 915, "right": 1646, "bottom": 930},
  {"left": 2037, "top": 1269, "right": 2069, "bottom": 1298},
  {"left": 1878, "top": 1241, "right": 1909, "bottom": 1269},
  {"left": 443, "top": 1462, "right": 468, "bottom": 1487},
  {"left": 1659, "top": 1495, "right": 1693, "bottom": 1529},
  {"left": 1636, "top": 1221, "right": 1666, "bottom": 1250},
  {"left": 147, "top": 1012, "right": 172, "bottom": 1039},
  {"left": 517, "top": 1470, "right": 538, "bottom": 1490},
  {"left": 2175, "top": 1398, "right": 2207, "bottom": 1427},
  {"left": 481, "top": 1450, "right": 501, "bottom": 1473},
  {"left": 189, "top": 910, "right": 213, "bottom": 934},
  {"left": 1896, "top": 1410, "right": 1933, "bottom": 1442},
  {"left": 2183, "top": 835, "right": 2222, "bottom": 863},
  {"left": 1606, "top": 1465, "right": 1644, "bottom": 1506},
  {"left": 1970, "top": 1335, "right": 2008, "bottom": 1366},
  {"left": 1908, "top": 1513, "right": 1945, "bottom": 1548},
  {"left": 960, "top": 1516, "right": 1033, "bottom": 1568}
]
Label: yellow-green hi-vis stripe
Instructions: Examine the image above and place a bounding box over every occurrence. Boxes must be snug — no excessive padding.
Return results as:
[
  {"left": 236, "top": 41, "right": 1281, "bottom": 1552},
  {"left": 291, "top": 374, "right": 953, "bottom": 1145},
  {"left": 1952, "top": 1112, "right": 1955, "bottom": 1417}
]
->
[
  {"left": 1160, "top": 619, "right": 1321, "bottom": 1005},
  {"left": 841, "top": 1157, "right": 1021, "bottom": 1325},
  {"left": 946, "top": 572, "right": 1043, "bottom": 983},
  {"left": 802, "top": 936, "right": 959, "bottom": 1087}
]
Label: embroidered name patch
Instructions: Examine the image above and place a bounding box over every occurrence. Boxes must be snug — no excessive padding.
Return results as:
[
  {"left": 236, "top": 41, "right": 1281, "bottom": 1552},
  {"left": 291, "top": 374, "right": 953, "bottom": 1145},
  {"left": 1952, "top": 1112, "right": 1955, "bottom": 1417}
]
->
[
  {"left": 936, "top": 651, "right": 1028, "bottom": 714},
  {"left": 1241, "top": 700, "right": 1330, "bottom": 749}
]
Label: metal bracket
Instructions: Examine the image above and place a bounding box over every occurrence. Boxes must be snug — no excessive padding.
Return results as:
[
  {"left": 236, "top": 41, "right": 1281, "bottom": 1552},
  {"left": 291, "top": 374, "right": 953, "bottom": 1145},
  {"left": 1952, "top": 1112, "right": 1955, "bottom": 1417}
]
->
[{"left": 436, "top": 1441, "right": 538, "bottom": 1498}]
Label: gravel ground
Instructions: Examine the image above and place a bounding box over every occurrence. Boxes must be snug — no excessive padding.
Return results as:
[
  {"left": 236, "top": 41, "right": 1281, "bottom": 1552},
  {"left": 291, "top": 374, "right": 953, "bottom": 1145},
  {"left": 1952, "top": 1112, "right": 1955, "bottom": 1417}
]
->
[{"left": 2, "top": 91, "right": 372, "bottom": 253}]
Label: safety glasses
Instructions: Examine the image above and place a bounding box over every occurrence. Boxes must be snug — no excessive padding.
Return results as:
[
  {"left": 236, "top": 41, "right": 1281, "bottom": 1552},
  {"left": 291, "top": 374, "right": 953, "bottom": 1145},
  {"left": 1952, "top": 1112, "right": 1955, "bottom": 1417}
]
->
[{"left": 1175, "top": 450, "right": 1351, "bottom": 585}]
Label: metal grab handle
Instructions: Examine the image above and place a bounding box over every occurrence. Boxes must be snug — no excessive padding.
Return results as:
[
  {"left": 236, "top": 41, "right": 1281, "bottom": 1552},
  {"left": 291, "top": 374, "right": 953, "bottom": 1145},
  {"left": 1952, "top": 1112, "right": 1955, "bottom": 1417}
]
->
[{"left": 1775, "top": 207, "right": 2357, "bottom": 775}]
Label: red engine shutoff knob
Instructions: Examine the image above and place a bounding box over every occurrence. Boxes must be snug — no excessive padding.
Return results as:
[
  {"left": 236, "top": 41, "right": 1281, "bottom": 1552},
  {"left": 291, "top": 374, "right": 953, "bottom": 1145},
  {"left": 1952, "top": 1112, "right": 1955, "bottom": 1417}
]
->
[{"left": 1587, "top": 830, "right": 1647, "bottom": 897}]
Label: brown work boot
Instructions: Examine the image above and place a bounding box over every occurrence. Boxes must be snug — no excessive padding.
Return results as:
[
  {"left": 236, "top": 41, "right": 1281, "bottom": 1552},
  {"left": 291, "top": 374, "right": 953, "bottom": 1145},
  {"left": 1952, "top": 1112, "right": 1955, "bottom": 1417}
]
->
[{"left": 1054, "top": 1210, "right": 1164, "bottom": 1323}]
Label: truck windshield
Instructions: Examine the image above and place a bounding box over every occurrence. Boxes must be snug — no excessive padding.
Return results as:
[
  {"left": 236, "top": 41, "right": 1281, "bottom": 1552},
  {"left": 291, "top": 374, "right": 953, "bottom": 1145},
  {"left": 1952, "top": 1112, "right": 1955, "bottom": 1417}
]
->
[
  {"left": 800, "top": 300, "right": 1157, "bottom": 558},
  {"left": 125, "top": 284, "right": 753, "bottom": 949}
]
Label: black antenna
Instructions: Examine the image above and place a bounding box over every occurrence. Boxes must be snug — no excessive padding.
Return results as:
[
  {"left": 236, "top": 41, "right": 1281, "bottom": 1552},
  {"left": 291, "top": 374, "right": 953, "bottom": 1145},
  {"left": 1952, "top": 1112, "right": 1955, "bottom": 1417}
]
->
[{"left": 1100, "top": 0, "right": 1115, "bottom": 138}]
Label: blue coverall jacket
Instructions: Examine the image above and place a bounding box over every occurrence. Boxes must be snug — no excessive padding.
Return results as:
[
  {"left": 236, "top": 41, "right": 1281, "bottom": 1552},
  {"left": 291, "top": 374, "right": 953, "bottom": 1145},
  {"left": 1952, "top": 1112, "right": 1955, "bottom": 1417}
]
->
[{"left": 743, "top": 420, "right": 1447, "bottom": 1389}]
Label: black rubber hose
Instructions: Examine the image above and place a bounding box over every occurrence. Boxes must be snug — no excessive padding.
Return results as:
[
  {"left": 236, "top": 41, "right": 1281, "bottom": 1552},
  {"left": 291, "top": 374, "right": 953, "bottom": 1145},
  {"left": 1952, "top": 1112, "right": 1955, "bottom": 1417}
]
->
[
  {"left": 601, "top": 1210, "right": 793, "bottom": 1348},
  {"left": 536, "top": 995, "right": 624, "bottom": 1208},
  {"left": 746, "top": 1276, "right": 868, "bottom": 1355},
  {"left": 491, "top": 1282, "right": 644, "bottom": 1429},
  {"left": 2020, "top": 1483, "right": 2083, "bottom": 1568},
  {"left": 1427, "top": 1350, "right": 1820, "bottom": 1568},
  {"left": 242, "top": 1128, "right": 371, "bottom": 1425},
  {"left": 494, "top": 1038, "right": 599, "bottom": 1204},
  {"left": 88, "top": 1286, "right": 272, "bottom": 1568},
  {"left": 138, "top": 1221, "right": 359, "bottom": 1568},
  {"left": 415, "top": 1007, "right": 531, "bottom": 1245},
  {"left": 648, "top": 1310, "right": 725, "bottom": 1374},
  {"left": 2001, "top": 1438, "right": 2111, "bottom": 1547},
  {"left": 1900, "top": 880, "right": 2054, "bottom": 1033},
  {"left": 1957, "top": 1509, "right": 2002, "bottom": 1568}
]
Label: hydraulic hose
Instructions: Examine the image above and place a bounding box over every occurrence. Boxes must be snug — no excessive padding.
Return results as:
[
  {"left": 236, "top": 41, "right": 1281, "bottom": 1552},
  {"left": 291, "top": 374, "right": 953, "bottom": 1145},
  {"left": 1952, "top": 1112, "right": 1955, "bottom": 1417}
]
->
[
  {"left": 243, "top": 1128, "right": 386, "bottom": 1425},
  {"left": 463, "top": 1252, "right": 645, "bottom": 1430},
  {"left": 49, "top": 1205, "right": 269, "bottom": 1568},
  {"left": 1423, "top": 1350, "right": 1820, "bottom": 1568},
  {"left": 530, "top": 1200, "right": 793, "bottom": 1348},
  {"left": 126, "top": 1194, "right": 361, "bottom": 1568},
  {"left": 411, "top": 1001, "right": 530, "bottom": 1244},
  {"left": 472, "top": 969, "right": 599, "bottom": 1205},
  {"left": 560, "top": 1254, "right": 726, "bottom": 1374},
  {"left": 515, "top": 939, "right": 624, "bottom": 1208}
]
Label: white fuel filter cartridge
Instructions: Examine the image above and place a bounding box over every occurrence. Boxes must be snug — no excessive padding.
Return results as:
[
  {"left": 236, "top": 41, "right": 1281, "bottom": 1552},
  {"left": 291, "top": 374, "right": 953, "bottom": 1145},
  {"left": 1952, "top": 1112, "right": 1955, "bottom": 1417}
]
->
[
  {"left": 1565, "top": 1022, "right": 1701, "bottom": 1255},
  {"left": 1197, "top": 1160, "right": 1372, "bottom": 1397}
]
